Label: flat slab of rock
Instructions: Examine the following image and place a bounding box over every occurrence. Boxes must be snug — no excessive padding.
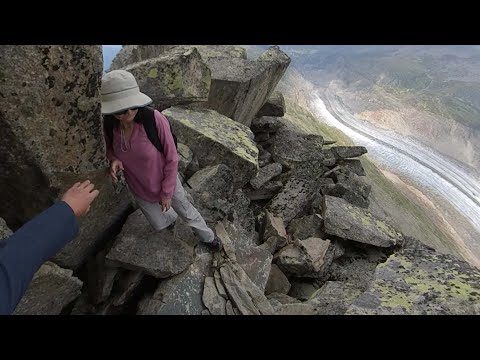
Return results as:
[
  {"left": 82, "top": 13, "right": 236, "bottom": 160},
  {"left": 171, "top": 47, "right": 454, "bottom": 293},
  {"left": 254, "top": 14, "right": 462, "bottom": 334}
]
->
[
  {"left": 323, "top": 195, "right": 403, "bottom": 247},
  {"left": 106, "top": 209, "right": 194, "bottom": 278}
]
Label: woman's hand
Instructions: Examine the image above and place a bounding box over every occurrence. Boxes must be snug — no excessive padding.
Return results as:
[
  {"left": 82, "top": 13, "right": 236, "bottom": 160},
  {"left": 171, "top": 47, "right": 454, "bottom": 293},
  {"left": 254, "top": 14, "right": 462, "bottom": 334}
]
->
[
  {"left": 161, "top": 198, "right": 172, "bottom": 212},
  {"left": 110, "top": 159, "right": 124, "bottom": 183}
]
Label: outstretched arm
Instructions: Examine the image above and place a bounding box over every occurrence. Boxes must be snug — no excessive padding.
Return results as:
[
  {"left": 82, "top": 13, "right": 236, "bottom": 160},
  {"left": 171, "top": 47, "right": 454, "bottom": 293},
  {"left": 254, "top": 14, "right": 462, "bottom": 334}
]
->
[{"left": 0, "top": 180, "right": 99, "bottom": 315}]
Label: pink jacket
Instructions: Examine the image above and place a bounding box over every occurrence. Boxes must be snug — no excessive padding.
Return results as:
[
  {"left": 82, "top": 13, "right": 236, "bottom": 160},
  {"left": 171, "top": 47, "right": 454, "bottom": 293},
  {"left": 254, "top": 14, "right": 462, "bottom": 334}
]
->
[{"left": 105, "top": 110, "right": 178, "bottom": 202}]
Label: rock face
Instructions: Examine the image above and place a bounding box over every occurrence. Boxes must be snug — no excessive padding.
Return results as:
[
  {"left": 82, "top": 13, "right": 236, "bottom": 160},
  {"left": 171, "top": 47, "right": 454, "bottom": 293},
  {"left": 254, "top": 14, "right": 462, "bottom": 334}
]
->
[
  {"left": 347, "top": 239, "right": 480, "bottom": 315},
  {"left": 13, "top": 261, "right": 82, "bottom": 315},
  {"left": 0, "top": 45, "right": 132, "bottom": 269},
  {"left": 121, "top": 47, "right": 211, "bottom": 111},
  {"left": 164, "top": 106, "right": 258, "bottom": 188}
]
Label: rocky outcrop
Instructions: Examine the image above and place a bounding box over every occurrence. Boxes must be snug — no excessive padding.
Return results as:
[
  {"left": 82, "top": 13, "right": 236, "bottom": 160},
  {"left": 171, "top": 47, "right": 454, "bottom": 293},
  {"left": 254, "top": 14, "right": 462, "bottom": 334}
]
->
[
  {"left": 347, "top": 239, "right": 480, "bottom": 315},
  {"left": 121, "top": 47, "right": 211, "bottom": 111},
  {"left": 0, "top": 45, "right": 132, "bottom": 270},
  {"left": 110, "top": 45, "right": 247, "bottom": 71},
  {"left": 164, "top": 106, "right": 258, "bottom": 188},
  {"left": 5, "top": 45, "right": 476, "bottom": 316},
  {"left": 192, "top": 46, "right": 291, "bottom": 127}
]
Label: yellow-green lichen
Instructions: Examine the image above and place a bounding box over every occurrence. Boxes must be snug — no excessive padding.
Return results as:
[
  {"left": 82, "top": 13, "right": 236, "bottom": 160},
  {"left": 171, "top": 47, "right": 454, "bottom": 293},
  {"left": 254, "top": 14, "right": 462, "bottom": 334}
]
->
[
  {"left": 447, "top": 279, "right": 480, "bottom": 300},
  {"left": 148, "top": 68, "right": 159, "bottom": 78},
  {"left": 375, "top": 282, "right": 413, "bottom": 311},
  {"left": 167, "top": 110, "right": 258, "bottom": 166},
  {"left": 161, "top": 68, "right": 184, "bottom": 93},
  {"left": 361, "top": 214, "right": 371, "bottom": 226},
  {"left": 375, "top": 219, "right": 399, "bottom": 238}
]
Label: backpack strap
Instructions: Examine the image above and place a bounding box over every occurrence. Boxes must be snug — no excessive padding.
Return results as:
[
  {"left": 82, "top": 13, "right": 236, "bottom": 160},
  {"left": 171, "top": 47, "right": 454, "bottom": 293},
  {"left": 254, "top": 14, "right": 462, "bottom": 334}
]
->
[
  {"left": 141, "top": 106, "right": 191, "bottom": 189},
  {"left": 141, "top": 107, "right": 164, "bottom": 154}
]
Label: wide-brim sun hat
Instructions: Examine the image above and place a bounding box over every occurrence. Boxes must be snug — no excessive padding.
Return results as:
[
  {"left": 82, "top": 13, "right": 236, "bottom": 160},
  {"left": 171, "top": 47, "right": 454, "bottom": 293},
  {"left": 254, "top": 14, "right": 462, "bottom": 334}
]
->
[{"left": 101, "top": 69, "right": 153, "bottom": 115}]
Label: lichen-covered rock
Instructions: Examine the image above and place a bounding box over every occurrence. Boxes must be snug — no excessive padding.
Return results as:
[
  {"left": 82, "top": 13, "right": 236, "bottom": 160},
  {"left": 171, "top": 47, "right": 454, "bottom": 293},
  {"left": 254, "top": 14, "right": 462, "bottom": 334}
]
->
[
  {"left": 121, "top": 47, "right": 211, "bottom": 110},
  {"left": 323, "top": 195, "right": 403, "bottom": 247},
  {"left": 0, "top": 45, "right": 132, "bottom": 269},
  {"left": 110, "top": 45, "right": 247, "bottom": 70},
  {"left": 193, "top": 46, "right": 291, "bottom": 127},
  {"left": 346, "top": 240, "right": 480, "bottom": 315},
  {"left": 164, "top": 107, "right": 258, "bottom": 188}
]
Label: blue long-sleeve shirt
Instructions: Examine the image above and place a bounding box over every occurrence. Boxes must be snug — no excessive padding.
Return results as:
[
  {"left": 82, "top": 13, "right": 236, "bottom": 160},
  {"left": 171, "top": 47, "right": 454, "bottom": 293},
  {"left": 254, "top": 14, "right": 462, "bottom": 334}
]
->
[{"left": 0, "top": 201, "right": 79, "bottom": 315}]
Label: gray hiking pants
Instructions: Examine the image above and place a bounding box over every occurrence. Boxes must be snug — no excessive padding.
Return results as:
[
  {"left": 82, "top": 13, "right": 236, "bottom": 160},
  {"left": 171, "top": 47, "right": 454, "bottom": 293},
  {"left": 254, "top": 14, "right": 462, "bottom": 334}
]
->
[{"left": 133, "top": 174, "right": 214, "bottom": 244}]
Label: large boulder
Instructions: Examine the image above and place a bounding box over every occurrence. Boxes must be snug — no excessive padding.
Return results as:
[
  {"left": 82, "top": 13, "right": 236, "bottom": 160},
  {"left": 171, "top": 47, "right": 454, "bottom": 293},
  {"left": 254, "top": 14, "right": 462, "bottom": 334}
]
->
[
  {"left": 164, "top": 106, "right": 258, "bottom": 188},
  {"left": 110, "top": 45, "right": 247, "bottom": 71},
  {"left": 14, "top": 261, "right": 82, "bottom": 315},
  {"left": 193, "top": 46, "right": 291, "bottom": 127},
  {"left": 347, "top": 239, "right": 480, "bottom": 315},
  {"left": 323, "top": 195, "right": 403, "bottom": 248},
  {"left": 121, "top": 47, "right": 211, "bottom": 110},
  {"left": 0, "top": 45, "right": 132, "bottom": 270}
]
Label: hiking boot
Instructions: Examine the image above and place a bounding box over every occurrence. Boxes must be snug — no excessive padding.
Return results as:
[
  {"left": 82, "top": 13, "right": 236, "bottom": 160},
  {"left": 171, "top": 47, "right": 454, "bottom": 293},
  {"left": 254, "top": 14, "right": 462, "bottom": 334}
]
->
[{"left": 204, "top": 236, "right": 223, "bottom": 252}]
